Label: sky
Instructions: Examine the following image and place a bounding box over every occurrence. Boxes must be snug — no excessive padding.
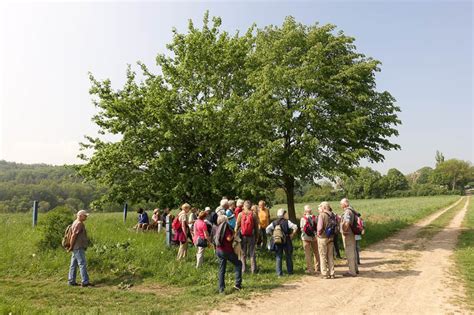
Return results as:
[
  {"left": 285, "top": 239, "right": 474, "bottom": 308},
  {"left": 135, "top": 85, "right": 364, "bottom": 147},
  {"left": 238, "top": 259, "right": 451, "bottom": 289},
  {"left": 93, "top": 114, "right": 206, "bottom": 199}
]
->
[{"left": 0, "top": 0, "right": 472, "bottom": 174}]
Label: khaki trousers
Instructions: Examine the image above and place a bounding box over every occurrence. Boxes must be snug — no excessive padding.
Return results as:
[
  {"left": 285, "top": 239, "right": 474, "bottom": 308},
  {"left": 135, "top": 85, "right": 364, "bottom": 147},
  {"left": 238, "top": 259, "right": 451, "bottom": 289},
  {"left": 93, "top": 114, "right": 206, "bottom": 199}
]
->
[
  {"left": 177, "top": 242, "right": 188, "bottom": 260},
  {"left": 342, "top": 233, "right": 358, "bottom": 275},
  {"left": 196, "top": 246, "right": 205, "bottom": 268},
  {"left": 317, "top": 237, "right": 335, "bottom": 277},
  {"left": 303, "top": 238, "right": 320, "bottom": 273}
]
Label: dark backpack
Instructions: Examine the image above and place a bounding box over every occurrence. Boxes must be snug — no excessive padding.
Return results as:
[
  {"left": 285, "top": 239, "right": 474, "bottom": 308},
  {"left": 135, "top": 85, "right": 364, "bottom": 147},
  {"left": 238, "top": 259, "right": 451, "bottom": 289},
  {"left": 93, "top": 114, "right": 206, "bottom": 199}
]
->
[
  {"left": 213, "top": 222, "right": 228, "bottom": 247},
  {"left": 325, "top": 212, "right": 338, "bottom": 237},
  {"left": 303, "top": 215, "right": 316, "bottom": 237}
]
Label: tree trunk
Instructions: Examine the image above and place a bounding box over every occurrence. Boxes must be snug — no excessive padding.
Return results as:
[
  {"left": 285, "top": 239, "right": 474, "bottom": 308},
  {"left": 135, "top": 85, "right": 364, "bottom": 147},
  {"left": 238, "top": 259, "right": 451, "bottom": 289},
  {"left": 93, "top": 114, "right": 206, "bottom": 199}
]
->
[{"left": 284, "top": 175, "right": 297, "bottom": 223}]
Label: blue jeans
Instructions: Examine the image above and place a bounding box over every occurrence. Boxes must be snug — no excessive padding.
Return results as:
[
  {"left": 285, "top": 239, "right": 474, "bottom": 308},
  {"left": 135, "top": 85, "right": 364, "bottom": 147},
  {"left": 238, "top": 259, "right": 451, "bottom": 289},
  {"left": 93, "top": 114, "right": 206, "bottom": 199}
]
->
[
  {"left": 68, "top": 249, "right": 89, "bottom": 285},
  {"left": 275, "top": 242, "right": 293, "bottom": 276},
  {"left": 216, "top": 250, "right": 242, "bottom": 292}
]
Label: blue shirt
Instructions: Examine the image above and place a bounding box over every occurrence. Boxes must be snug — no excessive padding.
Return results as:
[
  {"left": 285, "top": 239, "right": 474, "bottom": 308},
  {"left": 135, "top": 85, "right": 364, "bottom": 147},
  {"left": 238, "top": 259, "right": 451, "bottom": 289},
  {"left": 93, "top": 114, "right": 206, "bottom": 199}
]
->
[
  {"left": 138, "top": 212, "right": 149, "bottom": 224},
  {"left": 226, "top": 209, "right": 236, "bottom": 230}
]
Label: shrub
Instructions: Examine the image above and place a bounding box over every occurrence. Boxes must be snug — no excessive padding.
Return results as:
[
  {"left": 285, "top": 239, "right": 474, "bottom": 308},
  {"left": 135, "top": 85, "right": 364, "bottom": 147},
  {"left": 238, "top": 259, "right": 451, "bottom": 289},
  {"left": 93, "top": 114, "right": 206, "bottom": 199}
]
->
[{"left": 37, "top": 206, "right": 74, "bottom": 250}]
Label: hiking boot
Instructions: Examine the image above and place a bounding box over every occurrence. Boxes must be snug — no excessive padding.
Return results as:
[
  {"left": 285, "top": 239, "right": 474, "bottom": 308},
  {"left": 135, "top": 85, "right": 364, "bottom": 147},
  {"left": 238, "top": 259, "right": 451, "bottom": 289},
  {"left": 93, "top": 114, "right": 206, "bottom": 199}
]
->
[
  {"left": 68, "top": 282, "right": 78, "bottom": 287},
  {"left": 81, "top": 282, "right": 94, "bottom": 287}
]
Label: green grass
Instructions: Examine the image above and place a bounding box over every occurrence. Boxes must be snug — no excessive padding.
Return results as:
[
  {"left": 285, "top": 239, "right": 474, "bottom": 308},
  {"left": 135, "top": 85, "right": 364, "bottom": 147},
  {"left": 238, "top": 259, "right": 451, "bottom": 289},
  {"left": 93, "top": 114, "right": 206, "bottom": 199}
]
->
[
  {"left": 275, "top": 195, "right": 461, "bottom": 249},
  {"left": 454, "top": 196, "right": 474, "bottom": 311},
  {"left": 416, "top": 197, "right": 466, "bottom": 239},
  {"left": 0, "top": 195, "right": 461, "bottom": 314}
]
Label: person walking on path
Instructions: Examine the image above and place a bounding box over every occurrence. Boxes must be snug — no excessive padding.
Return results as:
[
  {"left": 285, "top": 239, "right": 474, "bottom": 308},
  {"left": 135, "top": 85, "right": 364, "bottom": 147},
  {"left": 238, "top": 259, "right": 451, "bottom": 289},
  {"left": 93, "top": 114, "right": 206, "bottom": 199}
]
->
[
  {"left": 235, "top": 200, "right": 259, "bottom": 274},
  {"left": 257, "top": 200, "right": 270, "bottom": 250},
  {"left": 266, "top": 208, "right": 297, "bottom": 276},
  {"left": 194, "top": 211, "right": 211, "bottom": 268},
  {"left": 317, "top": 202, "right": 336, "bottom": 279},
  {"left": 215, "top": 215, "right": 242, "bottom": 294},
  {"left": 340, "top": 198, "right": 359, "bottom": 276},
  {"left": 175, "top": 203, "right": 191, "bottom": 260},
  {"left": 300, "top": 205, "right": 320, "bottom": 275},
  {"left": 68, "top": 210, "right": 92, "bottom": 287}
]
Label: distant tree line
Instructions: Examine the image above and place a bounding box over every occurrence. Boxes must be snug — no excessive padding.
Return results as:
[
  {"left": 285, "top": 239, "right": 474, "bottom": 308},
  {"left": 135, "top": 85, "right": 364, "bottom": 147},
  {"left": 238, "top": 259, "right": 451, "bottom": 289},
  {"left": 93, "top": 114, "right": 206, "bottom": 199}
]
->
[
  {"left": 273, "top": 154, "right": 474, "bottom": 204},
  {"left": 0, "top": 160, "right": 111, "bottom": 213},
  {"left": 1, "top": 153, "right": 472, "bottom": 213}
]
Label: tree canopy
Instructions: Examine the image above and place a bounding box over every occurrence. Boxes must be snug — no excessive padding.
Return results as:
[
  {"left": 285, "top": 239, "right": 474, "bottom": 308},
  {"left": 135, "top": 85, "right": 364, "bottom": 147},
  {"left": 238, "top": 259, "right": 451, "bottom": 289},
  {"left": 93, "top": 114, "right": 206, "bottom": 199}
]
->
[{"left": 78, "top": 13, "right": 401, "bottom": 220}]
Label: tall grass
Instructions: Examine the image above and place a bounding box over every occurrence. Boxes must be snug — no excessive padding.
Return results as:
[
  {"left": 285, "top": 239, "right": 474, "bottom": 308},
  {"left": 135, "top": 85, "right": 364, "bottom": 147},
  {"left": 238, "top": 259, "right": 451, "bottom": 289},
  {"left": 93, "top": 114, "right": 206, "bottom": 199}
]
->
[{"left": 0, "top": 195, "right": 460, "bottom": 314}]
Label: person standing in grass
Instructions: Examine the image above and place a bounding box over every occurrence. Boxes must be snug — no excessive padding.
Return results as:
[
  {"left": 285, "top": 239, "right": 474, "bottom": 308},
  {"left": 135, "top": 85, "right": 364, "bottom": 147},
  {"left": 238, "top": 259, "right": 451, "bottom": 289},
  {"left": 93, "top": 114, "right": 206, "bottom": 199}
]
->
[
  {"left": 300, "top": 205, "right": 320, "bottom": 275},
  {"left": 215, "top": 215, "right": 242, "bottom": 294},
  {"left": 340, "top": 198, "right": 359, "bottom": 277},
  {"left": 68, "top": 210, "right": 92, "bottom": 287},
  {"left": 175, "top": 203, "right": 191, "bottom": 260},
  {"left": 235, "top": 200, "right": 259, "bottom": 274},
  {"left": 316, "top": 202, "right": 336, "bottom": 279},
  {"left": 266, "top": 208, "right": 298, "bottom": 276},
  {"left": 194, "top": 211, "right": 211, "bottom": 268},
  {"left": 257, "top": 200, "right": 270, "bottom": 250}
]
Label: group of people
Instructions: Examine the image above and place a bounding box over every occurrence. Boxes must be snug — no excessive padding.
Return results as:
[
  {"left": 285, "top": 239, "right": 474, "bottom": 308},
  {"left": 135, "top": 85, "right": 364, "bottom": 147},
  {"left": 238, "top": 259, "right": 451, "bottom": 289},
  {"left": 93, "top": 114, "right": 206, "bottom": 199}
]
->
[
  {"left": 170, "top": 197, "right": 364, "bottom": 293},
  {"left": 65, "top": 198, "right": 364, "bottom": 293}
]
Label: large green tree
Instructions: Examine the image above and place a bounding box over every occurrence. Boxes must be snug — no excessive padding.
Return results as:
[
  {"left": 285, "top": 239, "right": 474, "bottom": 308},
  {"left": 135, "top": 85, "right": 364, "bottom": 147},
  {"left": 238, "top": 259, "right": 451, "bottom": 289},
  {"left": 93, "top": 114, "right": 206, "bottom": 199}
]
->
[
  {"left": 79, "top": 14, "right": 401, "bottom": 219},
  {"left": 432, "top": 159, "right": 473, "bottom": 191},
  {"left": 231, "top": 17, "right": 400, "bottom": 221}
]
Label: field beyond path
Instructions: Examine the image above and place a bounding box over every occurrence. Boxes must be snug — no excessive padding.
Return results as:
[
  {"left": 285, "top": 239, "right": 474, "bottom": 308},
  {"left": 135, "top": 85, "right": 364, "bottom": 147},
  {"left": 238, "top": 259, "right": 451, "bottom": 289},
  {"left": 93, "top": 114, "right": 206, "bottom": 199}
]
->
[{"left": 213, "top": 197, "right": 470, "bottom": 315}]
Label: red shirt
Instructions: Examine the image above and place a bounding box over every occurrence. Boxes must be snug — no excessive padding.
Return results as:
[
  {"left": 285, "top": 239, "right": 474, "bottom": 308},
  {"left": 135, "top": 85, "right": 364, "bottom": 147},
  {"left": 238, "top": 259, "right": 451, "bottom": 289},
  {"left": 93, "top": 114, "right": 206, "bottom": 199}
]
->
[
  {"left": 217, "top": 227, "right": 233, "bottom": 253},
  {"left": 234, "top": 207, "right": 243, "bottom": 219}
]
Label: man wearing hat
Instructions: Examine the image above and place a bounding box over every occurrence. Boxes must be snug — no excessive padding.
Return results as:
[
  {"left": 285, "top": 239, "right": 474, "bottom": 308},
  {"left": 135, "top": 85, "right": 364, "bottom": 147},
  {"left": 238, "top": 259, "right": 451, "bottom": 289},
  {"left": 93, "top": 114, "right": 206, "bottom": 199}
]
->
[
  {"left": 68, "top": 210, "right": 92, "bottom": 287},
  {"left": 266, "top": 208, "right": 298, "bottom": 276}
]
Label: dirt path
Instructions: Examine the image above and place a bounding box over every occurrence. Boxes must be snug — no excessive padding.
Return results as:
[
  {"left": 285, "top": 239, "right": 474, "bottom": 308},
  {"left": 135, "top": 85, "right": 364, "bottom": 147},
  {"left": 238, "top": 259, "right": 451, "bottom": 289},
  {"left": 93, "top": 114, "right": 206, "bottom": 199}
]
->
[{"left": 213, "top": 197, "right": 470, "bottom": 315}]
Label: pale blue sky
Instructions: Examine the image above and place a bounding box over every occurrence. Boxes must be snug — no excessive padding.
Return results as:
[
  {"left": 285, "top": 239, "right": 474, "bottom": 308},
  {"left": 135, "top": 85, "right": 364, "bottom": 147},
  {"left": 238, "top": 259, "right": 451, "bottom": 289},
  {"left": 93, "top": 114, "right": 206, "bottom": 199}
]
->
[{"left": 0, "top": 1, "right": 472, "bottom": 174}]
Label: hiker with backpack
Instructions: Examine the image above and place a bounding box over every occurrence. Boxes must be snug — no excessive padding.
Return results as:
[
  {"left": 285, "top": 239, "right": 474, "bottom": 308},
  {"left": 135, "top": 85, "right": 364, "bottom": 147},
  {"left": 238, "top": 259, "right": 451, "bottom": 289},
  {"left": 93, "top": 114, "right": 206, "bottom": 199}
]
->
[
  {"left": 340, "top": 198, "right": 359, "bottom": 277},
  {"left": 226, "top": 200, "right": 236, "bottom": 230},
  {"left": 300, "top": 205, "right": 320, "bottom": 275},
  {"left": 235, "top": 200, "right": 259, "bottom": 274},
  {"left": 66, "top": 210, "right": 92, "bottom": 287},
  {"left": 316, "top": 202, "right": 337, "bottom": 279},
  {"left": 193, "top": 211, "right": 211, "bottom": 268},
  {"left": 215, "top": 215, "right": 242, "bottom": 294},
  {"left": 257, "top": 200, "right": 270, "bottom": 250},
  {"left": 266, "top": 208, "right": 298, "bottom": 276},
  {"left": 173, "top": 203, "right": 191, "bottom": 260}
]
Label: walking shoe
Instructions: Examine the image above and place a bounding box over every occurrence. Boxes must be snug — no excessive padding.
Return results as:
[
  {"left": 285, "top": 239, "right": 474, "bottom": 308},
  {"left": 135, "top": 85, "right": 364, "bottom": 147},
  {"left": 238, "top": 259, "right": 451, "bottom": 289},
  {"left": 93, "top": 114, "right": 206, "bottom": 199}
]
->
[
  {"left": 321, "top": 275, "right": 331, "bottom": 279},
  {"left": 342, "top": 272, "right": 356, "bottom": 277},
  {"left": 68, "top": 282, "right": 78, "bottom": 286},
  {"left": 81, "top": 282, "right": 95, "bottom": 287},
  {"left": 233, "top": 285, "right": 242, "bottom": 291}
]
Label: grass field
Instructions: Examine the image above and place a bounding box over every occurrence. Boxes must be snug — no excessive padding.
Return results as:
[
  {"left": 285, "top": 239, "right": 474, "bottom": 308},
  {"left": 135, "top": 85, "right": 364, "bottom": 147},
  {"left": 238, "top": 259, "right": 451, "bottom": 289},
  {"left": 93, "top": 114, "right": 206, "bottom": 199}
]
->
[
  {"left": 0, "top": 195, "right": 461, "bottom": 314},
  {"left": 455, "top": 196, "right": 474, "bottom": 311},
  {"left": 416, "top": 196, "right": 466, "bottom": 239}
]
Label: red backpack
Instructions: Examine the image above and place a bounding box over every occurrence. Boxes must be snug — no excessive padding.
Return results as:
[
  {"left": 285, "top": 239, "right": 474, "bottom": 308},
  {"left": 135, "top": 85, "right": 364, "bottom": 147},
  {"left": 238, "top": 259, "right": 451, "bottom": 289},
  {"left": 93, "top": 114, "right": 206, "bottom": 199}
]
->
[
  {"left": 350, "top": 210, "right": 364, "bottom": 235},
  {"left": 172, "top": 216, "right": 182, "bottom": 231},
  {"left": 303, "top": 215, "right": 316, "bottom": 237},
  {"left": 240, "top": 212, "right": 254, "bottom": 236}
]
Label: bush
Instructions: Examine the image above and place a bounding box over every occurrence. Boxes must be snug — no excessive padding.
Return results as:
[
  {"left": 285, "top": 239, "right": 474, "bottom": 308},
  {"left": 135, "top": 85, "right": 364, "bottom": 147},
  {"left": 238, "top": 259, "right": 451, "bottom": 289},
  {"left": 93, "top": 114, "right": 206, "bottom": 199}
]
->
[{"left": 37, "top": 206, "right": 74, "bottom": 250}]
